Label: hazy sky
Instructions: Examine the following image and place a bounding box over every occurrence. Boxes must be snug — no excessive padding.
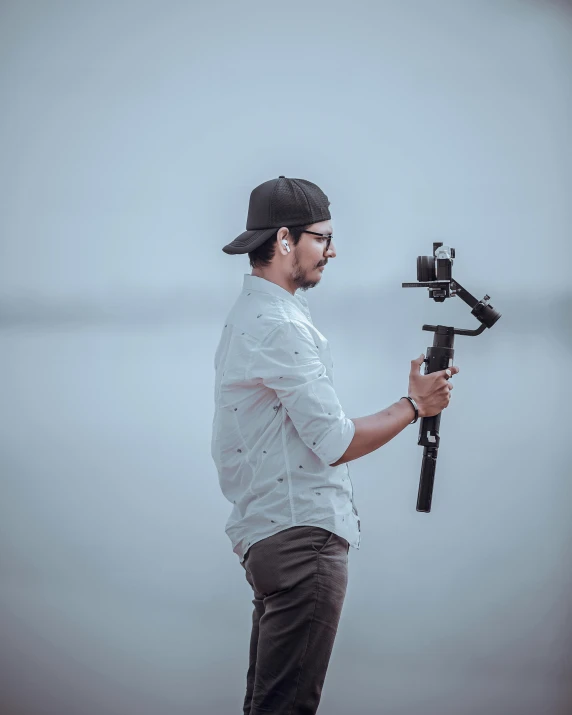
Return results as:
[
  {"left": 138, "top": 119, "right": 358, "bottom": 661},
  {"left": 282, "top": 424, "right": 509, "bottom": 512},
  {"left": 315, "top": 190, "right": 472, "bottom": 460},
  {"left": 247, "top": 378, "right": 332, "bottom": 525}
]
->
[{"left": 1, "top": 0, "right": 571, "bottom": 304}]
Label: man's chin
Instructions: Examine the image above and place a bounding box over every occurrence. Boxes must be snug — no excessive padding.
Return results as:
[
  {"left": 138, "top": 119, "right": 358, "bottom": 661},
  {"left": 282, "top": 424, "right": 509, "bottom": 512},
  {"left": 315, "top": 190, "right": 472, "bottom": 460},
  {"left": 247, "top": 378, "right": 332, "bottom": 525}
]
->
[
  {"left": 297, "top": 278, "right": 320, "bottom": 292},
  {"left": 292, "top": 267, "right": 322, "bottom": 292}
]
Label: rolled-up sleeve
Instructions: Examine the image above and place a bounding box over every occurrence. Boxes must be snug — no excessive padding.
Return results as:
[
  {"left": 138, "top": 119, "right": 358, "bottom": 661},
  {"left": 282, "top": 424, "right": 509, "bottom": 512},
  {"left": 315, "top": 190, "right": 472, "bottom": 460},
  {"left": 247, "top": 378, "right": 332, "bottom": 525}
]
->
[{"left": 250, "top": 320, "right": 355, "bottom": 466}]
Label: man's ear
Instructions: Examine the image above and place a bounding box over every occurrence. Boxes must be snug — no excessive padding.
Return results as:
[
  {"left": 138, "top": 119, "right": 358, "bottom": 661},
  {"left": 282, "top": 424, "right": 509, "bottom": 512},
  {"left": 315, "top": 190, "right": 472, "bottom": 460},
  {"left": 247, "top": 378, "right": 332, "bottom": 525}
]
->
[{"left": 276, "top": 227, "right": 289, "bottom": 241}]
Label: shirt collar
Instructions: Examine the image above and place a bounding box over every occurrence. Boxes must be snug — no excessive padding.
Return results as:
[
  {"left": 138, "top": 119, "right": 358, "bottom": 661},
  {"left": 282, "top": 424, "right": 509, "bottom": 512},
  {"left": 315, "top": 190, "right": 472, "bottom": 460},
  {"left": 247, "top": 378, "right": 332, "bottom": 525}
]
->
[{"left": 242, "top": 274, "right": 310, "bottom": 312}]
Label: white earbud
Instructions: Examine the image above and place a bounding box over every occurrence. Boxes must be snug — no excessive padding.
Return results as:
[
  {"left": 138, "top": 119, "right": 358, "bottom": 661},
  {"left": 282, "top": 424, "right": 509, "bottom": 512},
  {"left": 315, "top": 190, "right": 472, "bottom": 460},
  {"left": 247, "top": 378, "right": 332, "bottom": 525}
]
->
[{"left": 282, "top": 239, "right": 290, "bottom": 253}]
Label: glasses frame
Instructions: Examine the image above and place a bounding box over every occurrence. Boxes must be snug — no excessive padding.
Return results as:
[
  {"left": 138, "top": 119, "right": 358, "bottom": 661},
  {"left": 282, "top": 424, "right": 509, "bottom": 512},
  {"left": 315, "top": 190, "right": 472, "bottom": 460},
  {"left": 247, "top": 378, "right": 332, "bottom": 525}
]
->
[{"left": 300, "top": 229, "right": 333, "bottom": 252}]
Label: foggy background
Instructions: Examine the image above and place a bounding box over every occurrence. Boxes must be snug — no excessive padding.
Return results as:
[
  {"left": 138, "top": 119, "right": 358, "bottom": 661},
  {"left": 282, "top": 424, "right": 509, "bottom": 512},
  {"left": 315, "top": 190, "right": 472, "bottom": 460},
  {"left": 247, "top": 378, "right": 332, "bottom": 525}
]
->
[{"left": 1, "top": 1, "right": 571, "bottom": 714}]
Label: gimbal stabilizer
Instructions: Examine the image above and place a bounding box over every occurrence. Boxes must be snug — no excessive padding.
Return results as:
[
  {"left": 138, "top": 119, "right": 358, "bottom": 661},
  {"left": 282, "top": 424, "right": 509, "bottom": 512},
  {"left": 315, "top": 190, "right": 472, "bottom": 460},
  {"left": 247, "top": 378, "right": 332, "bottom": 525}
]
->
[{"left": 402, "top": 243, "right": 501, "bottom": 513}]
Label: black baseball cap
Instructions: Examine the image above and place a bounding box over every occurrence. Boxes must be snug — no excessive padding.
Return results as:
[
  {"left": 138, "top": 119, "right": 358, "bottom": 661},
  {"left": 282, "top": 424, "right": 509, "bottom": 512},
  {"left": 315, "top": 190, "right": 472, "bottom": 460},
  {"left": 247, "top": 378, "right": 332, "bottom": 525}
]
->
[{"left": 222, "top": 176, "right": 331, "bottom": 255}]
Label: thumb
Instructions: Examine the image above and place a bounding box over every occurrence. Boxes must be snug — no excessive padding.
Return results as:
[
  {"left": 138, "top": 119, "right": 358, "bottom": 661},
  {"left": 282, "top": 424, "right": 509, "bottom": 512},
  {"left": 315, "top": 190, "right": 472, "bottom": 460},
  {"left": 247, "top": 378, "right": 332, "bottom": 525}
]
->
[{"left": 410, "top": 353, "right": 425, "bottom": 371}]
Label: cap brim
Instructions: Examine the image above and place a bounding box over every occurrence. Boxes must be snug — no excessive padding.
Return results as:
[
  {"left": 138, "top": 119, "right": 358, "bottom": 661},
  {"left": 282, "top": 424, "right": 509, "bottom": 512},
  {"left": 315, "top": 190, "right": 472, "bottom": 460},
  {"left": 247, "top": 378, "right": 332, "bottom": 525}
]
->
[{"left": 222, "top": 227, "right": 278, "bottom": 255}]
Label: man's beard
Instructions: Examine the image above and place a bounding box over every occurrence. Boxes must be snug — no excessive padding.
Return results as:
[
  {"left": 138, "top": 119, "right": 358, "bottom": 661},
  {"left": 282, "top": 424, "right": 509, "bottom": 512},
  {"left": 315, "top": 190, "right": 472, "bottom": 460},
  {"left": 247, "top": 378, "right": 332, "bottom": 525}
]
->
[{"left": 291, "top": 256, "right": 320, "bottom": 292}]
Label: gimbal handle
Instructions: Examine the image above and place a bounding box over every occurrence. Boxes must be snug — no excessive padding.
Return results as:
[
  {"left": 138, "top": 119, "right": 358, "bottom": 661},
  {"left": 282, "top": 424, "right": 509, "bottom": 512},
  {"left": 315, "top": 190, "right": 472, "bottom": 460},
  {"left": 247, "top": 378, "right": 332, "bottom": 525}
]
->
[
  {"left": 416, "top": 325, "right": 455, "bottom": 513},
  {"left": 416, "top": 299, "right": 499, "bottom": 512}
]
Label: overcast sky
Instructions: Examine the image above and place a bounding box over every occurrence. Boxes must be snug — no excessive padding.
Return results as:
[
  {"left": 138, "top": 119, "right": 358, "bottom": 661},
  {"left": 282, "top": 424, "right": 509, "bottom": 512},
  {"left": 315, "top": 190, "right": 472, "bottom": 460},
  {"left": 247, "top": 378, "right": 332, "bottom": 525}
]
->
[
  {"left": 1, "top": 0, "right": 570, "bottom": 305},
  {"left": 1, "top": 2, "right": 571, "bottom": 714}
]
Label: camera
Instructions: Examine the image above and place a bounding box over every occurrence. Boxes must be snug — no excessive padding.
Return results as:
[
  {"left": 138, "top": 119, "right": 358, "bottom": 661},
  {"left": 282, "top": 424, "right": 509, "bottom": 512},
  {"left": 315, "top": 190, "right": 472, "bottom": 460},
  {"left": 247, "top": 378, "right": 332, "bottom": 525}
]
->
[{"left": 403, "top": 242, "right": 500, "bottom": 329}]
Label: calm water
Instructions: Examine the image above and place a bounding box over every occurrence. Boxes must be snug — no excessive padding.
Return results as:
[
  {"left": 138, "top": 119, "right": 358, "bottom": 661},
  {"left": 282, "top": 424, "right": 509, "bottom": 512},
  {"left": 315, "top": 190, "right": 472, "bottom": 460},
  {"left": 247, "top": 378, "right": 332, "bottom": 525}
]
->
[{"left": 1, "top": 290, "right": 570, "bottom": 714}]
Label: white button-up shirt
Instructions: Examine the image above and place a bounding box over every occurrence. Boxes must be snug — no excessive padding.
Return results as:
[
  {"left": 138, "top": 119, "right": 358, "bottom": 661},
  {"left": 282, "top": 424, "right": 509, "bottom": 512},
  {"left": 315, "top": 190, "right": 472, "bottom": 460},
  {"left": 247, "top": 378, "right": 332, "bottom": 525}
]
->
[{"left": 211, "top": 274, "right": 361, "bottom": 564}]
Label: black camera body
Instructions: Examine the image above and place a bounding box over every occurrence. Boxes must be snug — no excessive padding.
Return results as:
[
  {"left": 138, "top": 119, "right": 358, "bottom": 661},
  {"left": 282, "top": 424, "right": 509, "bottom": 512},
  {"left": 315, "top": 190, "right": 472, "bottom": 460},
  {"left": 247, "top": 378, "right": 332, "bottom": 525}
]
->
[
  {"left": 417, "top": 244, "right": 455, "bottom": 300},
  {"left": 404, "top": 242, "right": 500, "bottom": 333}
]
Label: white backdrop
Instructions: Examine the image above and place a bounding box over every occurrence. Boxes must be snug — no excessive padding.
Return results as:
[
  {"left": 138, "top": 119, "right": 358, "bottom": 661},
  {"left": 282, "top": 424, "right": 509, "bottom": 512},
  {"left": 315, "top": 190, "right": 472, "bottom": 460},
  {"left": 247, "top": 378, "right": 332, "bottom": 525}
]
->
[{"left": 1, "top": 1, "right": 571, "bottom": 714}]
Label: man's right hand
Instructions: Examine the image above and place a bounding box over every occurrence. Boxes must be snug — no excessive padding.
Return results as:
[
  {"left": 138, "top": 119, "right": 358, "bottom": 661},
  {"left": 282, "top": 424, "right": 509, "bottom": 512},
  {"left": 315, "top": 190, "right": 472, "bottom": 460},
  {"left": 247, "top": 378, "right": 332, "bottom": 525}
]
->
[{"left": 408, "top": 353, "right": 459, "bottom": 418}]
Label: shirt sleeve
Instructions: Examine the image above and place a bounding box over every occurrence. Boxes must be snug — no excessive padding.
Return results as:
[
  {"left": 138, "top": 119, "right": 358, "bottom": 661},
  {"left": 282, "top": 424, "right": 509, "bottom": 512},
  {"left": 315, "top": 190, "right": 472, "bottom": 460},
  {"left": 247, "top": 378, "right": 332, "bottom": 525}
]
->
[{"left": 250, "top": 320, "right": 355, "bottom": 466}]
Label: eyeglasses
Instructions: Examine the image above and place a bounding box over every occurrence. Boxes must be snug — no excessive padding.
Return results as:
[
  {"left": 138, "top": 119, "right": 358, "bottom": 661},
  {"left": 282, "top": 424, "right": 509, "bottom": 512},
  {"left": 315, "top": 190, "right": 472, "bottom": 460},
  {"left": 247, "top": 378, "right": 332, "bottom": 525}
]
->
[{"left": 301, "top": 230, "right": 333, "bottom": 251}]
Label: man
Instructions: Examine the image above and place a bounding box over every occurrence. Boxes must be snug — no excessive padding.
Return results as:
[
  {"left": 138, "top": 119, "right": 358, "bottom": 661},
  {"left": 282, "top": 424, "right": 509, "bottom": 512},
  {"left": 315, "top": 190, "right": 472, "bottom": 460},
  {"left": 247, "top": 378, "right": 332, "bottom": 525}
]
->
[{"left": 211, "top": 176, "right": 458, "bottom": 715}]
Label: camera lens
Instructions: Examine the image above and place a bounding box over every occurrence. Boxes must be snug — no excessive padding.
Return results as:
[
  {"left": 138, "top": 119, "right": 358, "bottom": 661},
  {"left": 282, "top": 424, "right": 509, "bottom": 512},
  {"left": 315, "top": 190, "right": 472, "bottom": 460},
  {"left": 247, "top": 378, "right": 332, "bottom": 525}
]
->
[{"left": 417, "top": 256, "right": 435, "bottom": 282}]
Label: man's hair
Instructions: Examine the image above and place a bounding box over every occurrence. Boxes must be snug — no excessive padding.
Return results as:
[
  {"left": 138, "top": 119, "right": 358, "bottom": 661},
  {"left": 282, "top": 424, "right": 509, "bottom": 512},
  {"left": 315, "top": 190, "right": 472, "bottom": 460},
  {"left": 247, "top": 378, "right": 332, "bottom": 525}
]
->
[{"left": 248, "top": 225, "right": 308, "bottom": 269}]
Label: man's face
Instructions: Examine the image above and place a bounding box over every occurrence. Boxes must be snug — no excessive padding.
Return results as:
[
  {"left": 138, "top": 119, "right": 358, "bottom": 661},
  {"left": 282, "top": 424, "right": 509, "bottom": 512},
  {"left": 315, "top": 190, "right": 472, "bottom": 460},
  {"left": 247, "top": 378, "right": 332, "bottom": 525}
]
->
[{"left": 290, "top": 220, "right": 335, "bottom": 292}]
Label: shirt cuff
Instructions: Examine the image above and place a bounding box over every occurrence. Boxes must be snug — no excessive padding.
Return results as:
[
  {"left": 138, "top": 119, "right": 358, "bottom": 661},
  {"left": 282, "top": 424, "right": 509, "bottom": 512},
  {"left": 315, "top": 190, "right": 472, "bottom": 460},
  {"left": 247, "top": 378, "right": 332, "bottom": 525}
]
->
[{"left": 314, "top": 416, "right": 355, "bottom": 466}]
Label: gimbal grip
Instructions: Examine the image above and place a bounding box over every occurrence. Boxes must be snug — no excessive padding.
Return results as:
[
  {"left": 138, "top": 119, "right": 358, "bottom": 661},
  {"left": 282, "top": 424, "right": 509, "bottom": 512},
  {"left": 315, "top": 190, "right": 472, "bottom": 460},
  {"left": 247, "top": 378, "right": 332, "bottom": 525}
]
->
[{"left": 416, "top": 339, "right": 454, "bottom": 512}]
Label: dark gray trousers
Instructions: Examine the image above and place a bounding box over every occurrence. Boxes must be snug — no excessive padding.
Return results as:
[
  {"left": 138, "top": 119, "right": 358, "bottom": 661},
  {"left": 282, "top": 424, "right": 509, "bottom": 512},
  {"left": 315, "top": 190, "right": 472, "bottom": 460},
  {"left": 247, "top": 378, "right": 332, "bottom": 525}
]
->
[{"left": 240, "top": 525, "right": 349, "bottom": 715}]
